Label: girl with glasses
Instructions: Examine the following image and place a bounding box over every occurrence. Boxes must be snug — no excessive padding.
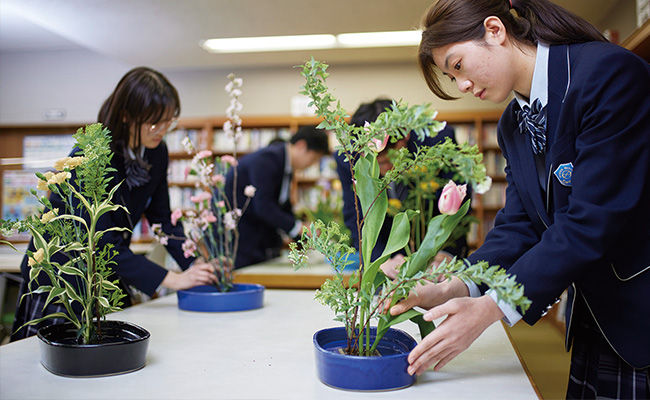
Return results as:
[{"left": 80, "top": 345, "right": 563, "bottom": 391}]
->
[{"left": 12, "top": 67, "right": 217, "bottom": 341}]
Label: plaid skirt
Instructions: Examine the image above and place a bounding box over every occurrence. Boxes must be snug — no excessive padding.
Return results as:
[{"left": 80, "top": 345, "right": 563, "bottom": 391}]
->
[
  {"left": 566, "top": 313, "right": 649, "bottom": 399},
  {"left": 10, "top": 280, "right": 69, "bottom": 341}
]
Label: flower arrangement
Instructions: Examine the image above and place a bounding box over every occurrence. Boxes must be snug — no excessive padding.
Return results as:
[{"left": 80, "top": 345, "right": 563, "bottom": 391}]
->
[
  {"left": 152, "top": 74, "right": 254, "bottom": 292},
  {"left": 0, "top": 123, "right": 128, "bottom": 344},
  {"left": 289, "top": 59, "right": 531, "bottom": 356}
]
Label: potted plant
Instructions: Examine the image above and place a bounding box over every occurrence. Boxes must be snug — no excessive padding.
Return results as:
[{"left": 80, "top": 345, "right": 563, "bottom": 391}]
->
[
  {"left": 0, "top": 123, "right": 150, "bottom": 377},
  {"left": 152, "top": 73, "right": 264, "bottom": 312},
  {"left": 289, "top": 59, "right": 531, "bottom": 391}
]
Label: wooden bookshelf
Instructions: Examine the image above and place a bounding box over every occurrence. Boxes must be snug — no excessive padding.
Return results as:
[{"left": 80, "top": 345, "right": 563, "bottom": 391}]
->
[{"left": 0, "top": 110, "right": 506, "bottom": 248}]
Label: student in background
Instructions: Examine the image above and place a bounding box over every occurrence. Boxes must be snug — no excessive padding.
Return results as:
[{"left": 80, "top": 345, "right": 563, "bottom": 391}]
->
[
  {"left": 225, "top": 125, "right": 329, "bottom": 268},
  {"left": 389, "top": 0, "right": 650, "bottom": 397},
  {"left": 12, "top": 67, "right": 217, "bottom": 341},
  {"left": 335, "top": 98, "right": 469, "bottom": 273}
]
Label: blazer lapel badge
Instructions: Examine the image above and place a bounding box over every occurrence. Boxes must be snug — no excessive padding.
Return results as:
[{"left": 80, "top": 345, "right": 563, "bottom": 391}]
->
[{"left": 554, "top": 162, "right": 573, "bottom": 187}]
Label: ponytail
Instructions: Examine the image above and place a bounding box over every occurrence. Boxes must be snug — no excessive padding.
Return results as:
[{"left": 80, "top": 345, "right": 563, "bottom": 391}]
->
[{"left": 419, "top": 0, "right": 607, "bottom": 99}]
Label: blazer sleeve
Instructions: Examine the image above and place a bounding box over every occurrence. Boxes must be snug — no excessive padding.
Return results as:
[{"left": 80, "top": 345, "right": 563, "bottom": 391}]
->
[
  {"left": 143, "top": 149, "right": 194, "bottom": 271},
  {"left": 335, "top": 149, "right": 361, "bottom": 249},
  {"left": 246, "top": 148, "right": 296, "bottom": 233},
  {"left": 467, "top": 115, "right": 543, "bottom": 270}
]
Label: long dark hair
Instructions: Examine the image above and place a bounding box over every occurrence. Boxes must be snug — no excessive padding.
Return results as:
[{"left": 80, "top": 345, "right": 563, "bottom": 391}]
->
[
  {"left": 98, "top": 67, "right": 180, "bottom": 153},
  {"left": 419, "top": 0, "right": 608, "bottom": 99}
]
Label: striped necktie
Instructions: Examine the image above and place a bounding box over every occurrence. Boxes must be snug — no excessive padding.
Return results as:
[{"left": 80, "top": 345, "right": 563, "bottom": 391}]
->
[{"left": 516, "top": 98, "right": 547, "bottom": 155}]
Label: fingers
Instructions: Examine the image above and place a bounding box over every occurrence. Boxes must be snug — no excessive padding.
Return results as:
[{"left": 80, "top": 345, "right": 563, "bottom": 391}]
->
[
  {"left": 389, "top": 294, "right": 420, "bottom": 316},
  {"left": 406, "top": 296, "right": 503, "bottom": 375}
]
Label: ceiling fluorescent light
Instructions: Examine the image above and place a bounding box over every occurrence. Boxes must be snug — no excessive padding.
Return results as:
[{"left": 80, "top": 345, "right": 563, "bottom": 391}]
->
[
  {"left": 201, "top": 34, "right": 336, "bottom": 53},
  {"left": 337, "top": 30, "right": 422, "bottom": 48}
]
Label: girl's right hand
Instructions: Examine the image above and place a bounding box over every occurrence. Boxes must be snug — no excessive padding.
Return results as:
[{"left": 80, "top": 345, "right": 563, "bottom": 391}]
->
[{"left": 161, "top": 260, "right": 218, "bottom": 290}]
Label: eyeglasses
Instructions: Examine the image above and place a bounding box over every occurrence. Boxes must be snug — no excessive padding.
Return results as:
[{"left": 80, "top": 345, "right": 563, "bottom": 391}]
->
[{"left": 147, "top": 119, "right": 178, "bottom": 136}]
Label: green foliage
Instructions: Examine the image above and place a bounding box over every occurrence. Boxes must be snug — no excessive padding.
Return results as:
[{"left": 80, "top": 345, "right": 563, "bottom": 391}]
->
[
  {"left": 1, "top": 123, "right": 128, "bottom": 344},
  {"left": 291, "top": 59, "right": 529, "bottom": 356}
]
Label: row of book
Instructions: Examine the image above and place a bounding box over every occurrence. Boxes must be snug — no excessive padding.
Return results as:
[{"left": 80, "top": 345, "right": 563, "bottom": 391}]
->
[
  {"left": 483, "top": 150, "right": 507, "bottom": 177},
  {"left": 449, "top": 123, "right": 499, "bottom": 149},
  {"left": 480, "top": 181, "right": 507, "bottom": 208}
]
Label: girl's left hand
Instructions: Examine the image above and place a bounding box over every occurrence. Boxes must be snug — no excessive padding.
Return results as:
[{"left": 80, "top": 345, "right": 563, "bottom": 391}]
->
[{"left": 406, "top": 295, "right": 504, "bottom": 375}]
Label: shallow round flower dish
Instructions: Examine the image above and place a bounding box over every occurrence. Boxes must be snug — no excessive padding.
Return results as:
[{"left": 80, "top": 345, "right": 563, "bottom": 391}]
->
[
  {"left": 37, "top": 320, "right": 150, "bottom": 377},
  {"left": 313, "top": 326, "right": 417, "bottom": 391},
  {"left": 176, "top": 283, "right": 265, "bottom": 312}
]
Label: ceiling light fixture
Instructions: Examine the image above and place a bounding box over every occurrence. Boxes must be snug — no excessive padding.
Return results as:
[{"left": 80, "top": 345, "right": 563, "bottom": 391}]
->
[
  {"left": 200, "top": 30, "right": 422, "bottom": 53},
  {"left": 336, "top": 30, "right": 422, "bottom": 48},
  {"left": 201, "top": 34, "right": 337, "bottom": 53}
]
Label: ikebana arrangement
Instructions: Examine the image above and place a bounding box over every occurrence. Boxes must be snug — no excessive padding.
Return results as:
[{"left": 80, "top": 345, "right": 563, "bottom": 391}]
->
[
  {"left": 289, "top": 59, "right": 531, "bottom": 391},
  {"left": 152, "top": 73, "right": 265, "bottom": 312},
  {"left": 0, "top": 123, "right": 150, "bottom": 376}
]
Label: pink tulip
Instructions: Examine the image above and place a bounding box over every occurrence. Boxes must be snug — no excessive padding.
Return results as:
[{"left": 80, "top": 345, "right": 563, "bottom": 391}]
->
[
  {"left": 438, "top": 181, "right": 467, "bottom": 215},
  {"left": 370, "top": 133, "right": 390, "bottom": 153}
]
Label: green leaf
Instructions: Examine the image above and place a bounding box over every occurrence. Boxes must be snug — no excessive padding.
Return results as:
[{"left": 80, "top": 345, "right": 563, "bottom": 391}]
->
[
  {"left": 44, "top": 287, "right": 66, "bottom": 308},
  {"left": 410, "top": 313, "right": 436, "bottom": 338},
  {"left": 405, "top": 200, "right": 470, "bottom": 277},
  {"left": 363, "top": 211, "right": 414, "bottom": 287},
  {"left": 355, "top": 154, "right": 387, "bottom": 268},
  {"left": 14, "top": 312, "right": 75, "bottom": 334},
  {"left": 58, "top": 265, "right": 84, "bottom": 277},
  {"left": 97, "top": 297, "right": 110, "bottom": 308}
]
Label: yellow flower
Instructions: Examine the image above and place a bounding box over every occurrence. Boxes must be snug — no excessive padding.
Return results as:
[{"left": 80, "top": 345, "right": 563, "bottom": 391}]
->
[
  {"left": 37, "top": 171, "right": 55, "bottom": 191},
  {"left": 54, "top": 156, "right": 85, "bottom": 171},
  {"left": 419, "top": 181, "right": 440, "bottom": 192},
  {"left": 40, "top": 209, "right": 58, "bottom": 224},
  {"left": 49, "top": 171, "right": 71, "bottom": 185},
  {"left": 388, "top": 198, "right": 402, "bottom": 209},
  {"left": 28, "top": 248, "right": 45, "bottom": 267},
  {"left": 331, "top": 179, "right": 342, "bottom": 192}
]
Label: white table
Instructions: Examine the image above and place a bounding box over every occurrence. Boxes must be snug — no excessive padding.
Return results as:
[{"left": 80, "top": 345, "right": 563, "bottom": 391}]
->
[{"left": 0, "top": 289, "right": 537, "bottom": 400}]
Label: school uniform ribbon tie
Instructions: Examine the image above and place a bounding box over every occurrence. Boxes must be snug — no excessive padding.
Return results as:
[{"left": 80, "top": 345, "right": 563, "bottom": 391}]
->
[{"left": 516, "top": 98, "right": 547, "bottom": 154}]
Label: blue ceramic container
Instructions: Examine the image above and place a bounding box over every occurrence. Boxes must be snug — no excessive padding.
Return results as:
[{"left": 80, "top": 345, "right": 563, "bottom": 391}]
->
[
  {"left": 313, "top": 326, "right": 417, "bottom": 391},
  {"left": 325, "top": 252, "right": 360, "bottom": 272},
  {"left": 176, "top": 283, "right": 265, "bottom": 312}
]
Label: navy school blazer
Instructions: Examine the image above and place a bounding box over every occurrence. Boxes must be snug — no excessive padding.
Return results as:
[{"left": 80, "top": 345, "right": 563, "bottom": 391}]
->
[
  {"left": 225, "top": 143, "right": 296, "bottom": 268},
  {"left": 467, "top": 42, "right": 650, "bottom": 368},
  {"left": 20, "top": 142, "right": 193, "bottom": 298}
]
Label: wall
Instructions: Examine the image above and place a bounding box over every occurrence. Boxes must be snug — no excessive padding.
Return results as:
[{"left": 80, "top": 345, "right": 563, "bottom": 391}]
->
[{"left": 0, "top": 48, "right": 506, "bottom": 127}]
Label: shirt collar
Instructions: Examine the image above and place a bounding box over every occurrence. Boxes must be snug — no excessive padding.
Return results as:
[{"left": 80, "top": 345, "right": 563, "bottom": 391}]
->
[{"left": 515, "top": 42, "right": 549, "bottom": 110}]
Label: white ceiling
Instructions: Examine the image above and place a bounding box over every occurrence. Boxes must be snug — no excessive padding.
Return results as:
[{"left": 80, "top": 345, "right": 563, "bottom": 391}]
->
[{"left": 0, "top": 0, "right": 620, "bottom": 70}]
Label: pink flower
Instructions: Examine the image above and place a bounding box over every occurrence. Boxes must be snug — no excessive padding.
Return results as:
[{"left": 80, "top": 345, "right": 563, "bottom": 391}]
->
[
  {"left": 182, "top": 239, "right": 197, "bottom": 258},
  {"left": 171, "top": 209, "right": 183, "bottom": 226},
  {"left": 438, "top": 181, "right": 467, "bottom": 215},
  {"left": 211, "top": 174, "right": 225, "bottom": 185},
  {"left": 158, "top": 236, "right": 169, "bottom": 246},
  {"left": 201, "top": 210, "right": 217, "bottom": 223},
  {"left": 244, "top": 185, "right": 256, "bottom": 197},
  {"left": 370, "top": 133, "right": 389, "bottom": 153},
  {"left": 216, "top": 201, "right": 225, "bottom": 208},
  {"left": 196, "top": 150, "right": 213, "bottom": 160},
  {"left": 190, "top": 191, "right": 212, "bottom": 204},
  {"left": 184, "top": 165, "right": 192, "bottom": 179},
  {"left": 221, "top": 155, "right": 238, "bottom": 166}
]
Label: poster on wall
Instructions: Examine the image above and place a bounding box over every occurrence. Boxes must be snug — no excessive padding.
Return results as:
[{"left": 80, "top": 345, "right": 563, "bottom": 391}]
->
[
  {"left": 2, "top": 170, "right": 41, "bottom": 240},
  {"left": 22, "top": 134, "right": 76, "bottom": 170}
]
